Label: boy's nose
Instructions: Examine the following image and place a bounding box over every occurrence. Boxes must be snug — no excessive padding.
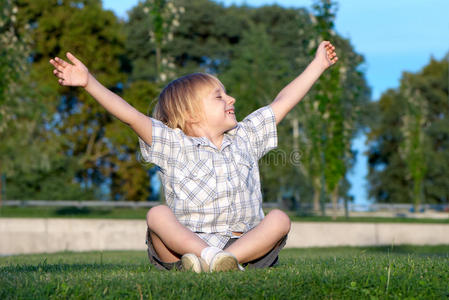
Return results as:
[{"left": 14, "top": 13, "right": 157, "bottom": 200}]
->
[{"left": 227, "top": 95, "right": 235, "bottom": 105}]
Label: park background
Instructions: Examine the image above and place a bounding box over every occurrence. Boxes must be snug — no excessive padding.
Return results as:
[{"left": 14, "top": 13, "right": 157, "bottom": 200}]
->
[
  {"left": 1, "top": 0, "right": 448, "bottom": 216},
  {"left": 1, "top": 1, "right": 449, "bottom": 298}
]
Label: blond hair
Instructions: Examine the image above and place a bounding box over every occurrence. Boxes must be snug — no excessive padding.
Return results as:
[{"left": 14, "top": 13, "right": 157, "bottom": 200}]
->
[{"left": 153, "top": 73, "right": 222, "bottom": 133}]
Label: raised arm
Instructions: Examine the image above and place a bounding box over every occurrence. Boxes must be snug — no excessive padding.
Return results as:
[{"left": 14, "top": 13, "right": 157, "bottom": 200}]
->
[
  {"left": 49, "top": 53, "right": 152, "bottom": 145},
  {"left": 269, "top": 41, "right": 338, "bottom": 125}
]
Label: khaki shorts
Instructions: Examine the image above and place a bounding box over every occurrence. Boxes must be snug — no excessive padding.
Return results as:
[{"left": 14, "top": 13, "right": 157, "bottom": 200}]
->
[{"left": 145, "top": 228, "right": 288, "bottom": 271}]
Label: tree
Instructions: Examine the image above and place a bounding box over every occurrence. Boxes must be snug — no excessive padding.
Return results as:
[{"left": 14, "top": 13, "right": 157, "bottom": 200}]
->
[
  {"left": 294, "top": 0, "right": 369, "bottom": 218},
  {"left": 399, "top": 77, "right": 428, "bottom": 211},
  {"left": 220, "top": 22, "right": 292, "bottom": 205},
  {"left": 125, "top": 0, "right": 249, "bottom": 81},
  {"left": 0, "top": 0, "right": 95, "bottom": 200},
  {"left": 13, "top": 0, "right": 151, "bottom": 200},
  {"left": 219, "top": 5, "right": 322, "bottom": 208},
  {"left": 105, "top": 80, "right": 160, "bottom": 200},
  {"left": 4, "top": 0, "right": 371, "bottom": 204},
  {"left": 367, "top": 54, "right": 449, "bottom": 207}
]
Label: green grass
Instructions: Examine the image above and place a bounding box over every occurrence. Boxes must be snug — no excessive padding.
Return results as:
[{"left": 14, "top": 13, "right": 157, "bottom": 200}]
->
[
  {"left": 0, "top": 206, "right": 149, "bottom": 219},
  {"left": 1, "top": 246, "right": 448, "bottom": 299},
  {"left": 1, "top": 206, "right": 449, "bottom": 223}
]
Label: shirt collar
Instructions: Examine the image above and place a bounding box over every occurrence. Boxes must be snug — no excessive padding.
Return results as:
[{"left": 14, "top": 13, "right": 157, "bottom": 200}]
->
[
  {"left": 191, "top": 136, "right": 208, "bottom": 146},
  {"left": 189, "top": 125, "right": 238, "bottom": 151},
  {"left": 225, "top": 124, "right": 238, "bottom": 137}
]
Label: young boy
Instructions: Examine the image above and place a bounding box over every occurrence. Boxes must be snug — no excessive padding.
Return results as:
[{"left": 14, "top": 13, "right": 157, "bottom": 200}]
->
[{"left": 49, "top": 41, "right": 337, "bottom": 272}]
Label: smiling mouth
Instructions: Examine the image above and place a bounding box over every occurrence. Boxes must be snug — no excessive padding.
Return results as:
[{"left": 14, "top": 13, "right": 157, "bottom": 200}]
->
[{"left": 225, "top": 109, "right": 235, "bottom": 115}]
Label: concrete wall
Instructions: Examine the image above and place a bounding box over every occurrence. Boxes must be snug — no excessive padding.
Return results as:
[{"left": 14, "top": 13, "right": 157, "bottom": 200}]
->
[
  {"left": 0, "top": 218, "right": 145, "bottom": 255},
  {"left": 1, "top": 218, "right": 448, "bottom": 255},
  {"left": 285, "top": 222, "right": 449, "bottom": 248}
]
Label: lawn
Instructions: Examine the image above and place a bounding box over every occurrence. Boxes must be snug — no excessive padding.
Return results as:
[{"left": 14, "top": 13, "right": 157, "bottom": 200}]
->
[
  {"left": 1, "top": 246, "right": 448, "bottom": 299},
  {"left": 1, "top": 206, "right": 448, "bottom": 223}
]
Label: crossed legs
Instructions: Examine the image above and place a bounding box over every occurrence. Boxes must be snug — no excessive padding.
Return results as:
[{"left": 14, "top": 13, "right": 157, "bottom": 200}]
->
[{"left": 146, "top": 205, "right": 291, "bottom": 264}]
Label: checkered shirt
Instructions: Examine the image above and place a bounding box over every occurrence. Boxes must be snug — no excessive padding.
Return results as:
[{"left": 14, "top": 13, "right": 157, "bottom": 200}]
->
[{"left": 139, "top": 105, "right": 277, "bottom": 248}]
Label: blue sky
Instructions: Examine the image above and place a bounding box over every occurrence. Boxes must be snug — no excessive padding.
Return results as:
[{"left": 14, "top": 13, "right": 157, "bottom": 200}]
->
[{"left": 102, "top": 0, "right": 449, "bottom": 205}]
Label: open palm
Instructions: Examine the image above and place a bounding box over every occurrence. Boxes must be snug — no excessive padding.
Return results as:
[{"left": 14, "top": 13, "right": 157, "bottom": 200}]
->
[{"left": 49, "top": 52, "right": 89, "bottom": 87}]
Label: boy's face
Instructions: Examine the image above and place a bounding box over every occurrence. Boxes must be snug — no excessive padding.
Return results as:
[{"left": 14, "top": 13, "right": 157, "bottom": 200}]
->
[{"left": 200, "top": 84, "right": 237, "bottom": 134}]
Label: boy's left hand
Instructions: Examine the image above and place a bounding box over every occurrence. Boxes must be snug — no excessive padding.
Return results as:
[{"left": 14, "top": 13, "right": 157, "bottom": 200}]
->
[{"left": 315, "top": 41, "right": 338, "bottom": 69}]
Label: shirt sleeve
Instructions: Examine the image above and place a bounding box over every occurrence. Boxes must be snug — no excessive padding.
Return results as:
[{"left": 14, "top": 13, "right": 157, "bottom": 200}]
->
[
  {"left": 138, "top": 118, "right": 180, "bottom": 171},
  {"left": 238, "top": 105, "right": 278, "bottom": 160}
]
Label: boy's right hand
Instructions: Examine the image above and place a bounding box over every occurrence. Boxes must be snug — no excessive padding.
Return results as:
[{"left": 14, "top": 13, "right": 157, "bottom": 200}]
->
[{"left": 49, "top": 52, "right": 89, "bottom": 87}]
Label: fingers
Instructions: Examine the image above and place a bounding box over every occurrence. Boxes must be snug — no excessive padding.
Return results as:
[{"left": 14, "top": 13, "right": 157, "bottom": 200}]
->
[
  {"left": 322, "top": 41, "right": 338, "bottom": 65},
  {"left": 52, "top": 68, "right": 63, "bottom": 79},
  {"left": 50, "top": 58, "right": 68, "bottom": 85},
  {"left": 66, "top": 52, "right": 81, "bottom": 66},
  {"left": 49, "top": 57, "right": 68, "bottom": 72},
  {"left": 49, "top": 55, "right": 71, "bottom": 86},
  {"left": 321, "top": 41, "right": 334, "bottom": 50},
  {"left": 52, "top": 68, "right": 66, "bottom": 86}
]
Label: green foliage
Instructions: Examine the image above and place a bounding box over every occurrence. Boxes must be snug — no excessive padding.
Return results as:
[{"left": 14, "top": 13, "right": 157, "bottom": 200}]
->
[
  {"left": 4, "top": 0, "right": 371, "bottom": 204},
  {"left": 294, "top": 0, "right": 369, "bottom": 214},
  {"left": 221, "top": 23, "right": 286, "bottom": 116},
  {"left": 0, "top": 0, "right": 34, "bottom": 133},
  {"left": 368, "top": 55, "right": 449, "bottom": 205},
  {"left": 0, "top": 0, "right": 27, "bottom": 113},
  {"left": 11, "top": 0, "right": 148, "bottom": 200},
  {"left": 104, "top": 80, "right": 159, "bottom": 200},
  {"left": 1, "top": 247, "right": 448, "bottom": 299},
  {"left": 0, "top": 0, "right": 93, "bottom": 200},
  {"left": 221, "top": 6, "right": 315, "bottom": 206},
  {"left": 399, "top": 77, "right": 429, "bottom": 210}
]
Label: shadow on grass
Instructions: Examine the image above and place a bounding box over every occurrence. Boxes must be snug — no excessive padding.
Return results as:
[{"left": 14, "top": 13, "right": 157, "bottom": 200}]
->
[
  {"left": 281, "top": 245, "right": 449, "bottom": 259},
  {"left": 361, "top": 245, "right": 449, "bottom": 257},
  {"left": 55, "top": 207, "right": 111, "bottom": 216}
]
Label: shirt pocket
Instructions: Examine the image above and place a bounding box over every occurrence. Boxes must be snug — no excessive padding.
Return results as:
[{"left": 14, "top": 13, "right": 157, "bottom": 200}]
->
[
  {"left": 174, "top": 159, "right": 217, "bottom": 207},
  {"left": 234, "top": 151, "right": 255, "bottom": 190}
]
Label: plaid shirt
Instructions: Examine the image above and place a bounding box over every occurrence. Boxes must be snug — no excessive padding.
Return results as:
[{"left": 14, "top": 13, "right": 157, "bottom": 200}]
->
[{"left": 139, "top": 106, "right": 277, "bottom": 248}]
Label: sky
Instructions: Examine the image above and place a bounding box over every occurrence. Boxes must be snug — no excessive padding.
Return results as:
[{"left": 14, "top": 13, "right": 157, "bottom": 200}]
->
[{"left": 103, "top": 0, "right": 449, "bottom": 206}]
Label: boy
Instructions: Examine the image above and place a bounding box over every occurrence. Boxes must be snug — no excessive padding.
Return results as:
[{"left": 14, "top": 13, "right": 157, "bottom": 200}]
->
[{"left": 49, "top": 41, "right": 337, "bottom": 272}]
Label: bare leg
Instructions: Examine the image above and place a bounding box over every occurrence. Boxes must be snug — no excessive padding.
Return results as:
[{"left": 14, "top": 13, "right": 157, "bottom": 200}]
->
[
  {"left": 224, "top": 209, "right": 291, "bottom": 263},
  {"left": 146, "top": 205, "right": 209, "bottom": 261},
  {"left": 149, "top": 230, "right": 181, "bottom": 263}
]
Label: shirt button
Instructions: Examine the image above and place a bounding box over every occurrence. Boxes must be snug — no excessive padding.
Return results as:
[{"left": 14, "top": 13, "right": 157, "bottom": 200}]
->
[{"left": 227, "top": 176, "right": 231, "bottom": 181}]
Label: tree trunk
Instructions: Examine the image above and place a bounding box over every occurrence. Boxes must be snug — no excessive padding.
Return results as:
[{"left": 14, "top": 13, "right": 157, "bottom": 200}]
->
[
  {"left": 0, "top": 161, "right": 3, "bottom": 209},
  {"left": 313, "top": 185, "right": 320, "bottom": 212},
  {"left": 277, "top": 177, "right": 285, "bottom": 210},
  {"left": 291, "top": 118, "right": 299, "bottom": 151},
  {"left": 156, "top": 46, "right": 161, "bottom": 81},
  {"left": 293, "top": 189, "right": 300, "bottom": 212},
  {"left": 344, "top": 193, "right": 349, "bottom": 218},
  {"left": 0, "top": 172, "right": 2, "bottom": 209},
  {"left": 331, "top": 185, "right": 339, "bottom": 220},
  {"left": 291, "top": 117, "right": 299, "bottom": 211},
  {"left": 313, "top": 177, "right": 321, "bottom": 213},
  {"left": 276, "top": 188, "right": 283, "bottom": 209},
  {"left": 413, "top": 179, "right": 424, "bottom": 213}
]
